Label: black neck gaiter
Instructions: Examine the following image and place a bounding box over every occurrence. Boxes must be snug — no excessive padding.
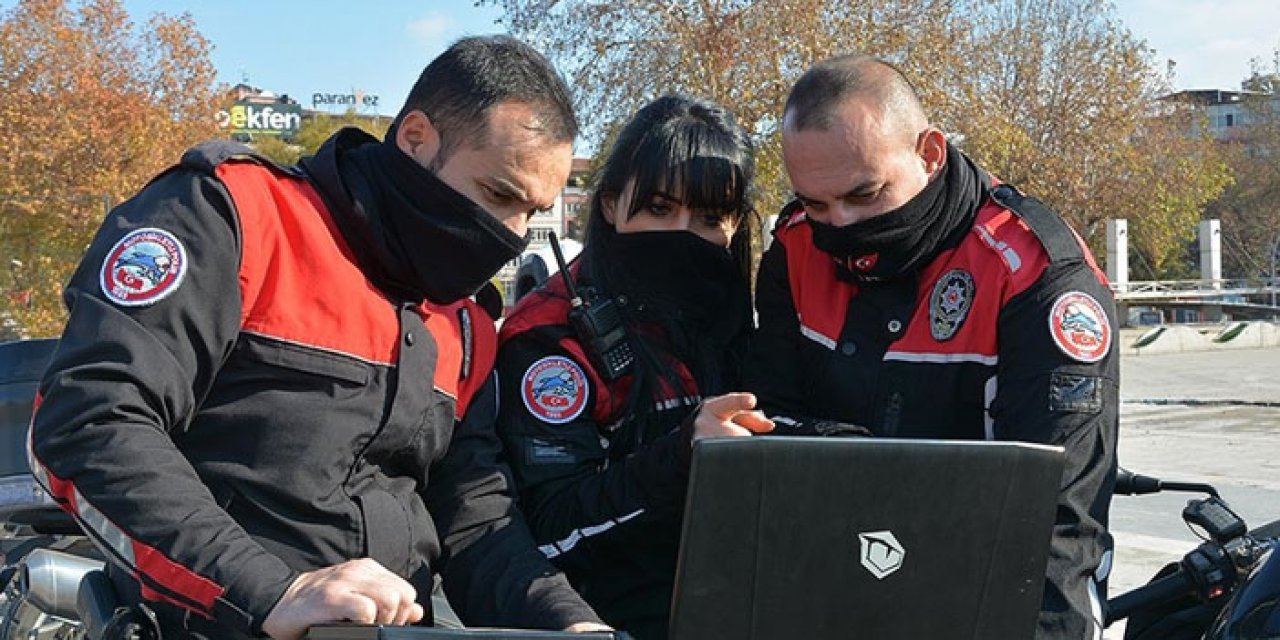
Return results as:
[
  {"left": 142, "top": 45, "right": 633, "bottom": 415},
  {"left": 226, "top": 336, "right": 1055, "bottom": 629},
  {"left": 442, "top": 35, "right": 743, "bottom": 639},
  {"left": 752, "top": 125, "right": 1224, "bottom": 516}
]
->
[
  {"left": 808, "top": 143, "right": 985, "bottom": 281},
  {"left": 593, "top": 229, "right": 751, "bottom": 397},
  {"left": 606, "top": 230, "right": 747, "bottom": 332},
  {"left": 304, "top": 128, "right": 529, "bottom": 304}
]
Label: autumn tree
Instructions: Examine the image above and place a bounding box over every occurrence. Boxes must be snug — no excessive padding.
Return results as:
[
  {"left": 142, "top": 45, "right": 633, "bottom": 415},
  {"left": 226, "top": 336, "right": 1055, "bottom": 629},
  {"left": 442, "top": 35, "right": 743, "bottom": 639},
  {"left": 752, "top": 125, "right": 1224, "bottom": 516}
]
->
[
  {"left": 1205, "top": 53, "right": 1280, "bottom": 281},
  {"left": 947, "top": 0, "right": 1231, "bottom": 277},
  {"left": 487, "top": 0, "right": 1231, "bottom": 277},
  {"left": 0, "top": 0, "right": 222, "bottom": 338},
  {"left": 484, "top": 0, "right": 963, "bottom": 219}
]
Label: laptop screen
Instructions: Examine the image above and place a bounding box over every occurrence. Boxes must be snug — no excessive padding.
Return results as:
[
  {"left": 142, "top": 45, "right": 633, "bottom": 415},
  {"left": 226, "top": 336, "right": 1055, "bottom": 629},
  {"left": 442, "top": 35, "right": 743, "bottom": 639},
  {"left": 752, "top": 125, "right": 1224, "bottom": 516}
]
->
[{"left": 669, "top": 437, "right": 1064, "bottom": 640}]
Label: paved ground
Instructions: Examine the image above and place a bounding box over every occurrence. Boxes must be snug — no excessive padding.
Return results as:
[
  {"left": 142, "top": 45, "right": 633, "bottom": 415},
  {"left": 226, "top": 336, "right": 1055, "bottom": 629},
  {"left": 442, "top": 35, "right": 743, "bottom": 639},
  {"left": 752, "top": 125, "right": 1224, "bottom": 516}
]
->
[{"left": 1106, "top": 347, "right": 1280, "bottom": 637}]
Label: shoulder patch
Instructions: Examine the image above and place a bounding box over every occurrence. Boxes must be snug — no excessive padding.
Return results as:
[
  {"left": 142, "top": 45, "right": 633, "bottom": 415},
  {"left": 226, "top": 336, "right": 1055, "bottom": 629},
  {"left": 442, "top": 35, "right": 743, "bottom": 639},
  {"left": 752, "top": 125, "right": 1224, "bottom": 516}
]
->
[
  {"left": 929, "top": 269, "right": 975, "bottom": 341},
  {"left": 521, "top": 355, "right": 590, "bottom": 424},
  {"left": 99, "top": 228, "right": 189, "bottom": 307},
  {"left": 1048, "top": 292, "right": 1111, "bottom": 363}
]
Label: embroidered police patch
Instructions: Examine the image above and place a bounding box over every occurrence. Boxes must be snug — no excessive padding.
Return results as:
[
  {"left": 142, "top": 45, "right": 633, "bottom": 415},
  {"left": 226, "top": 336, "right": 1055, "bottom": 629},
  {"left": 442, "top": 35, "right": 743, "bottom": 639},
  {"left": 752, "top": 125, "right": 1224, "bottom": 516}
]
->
[
  {"left": 99, "top": 228, "right": 188, "bottom": 307},
  {"left": 929, "top": 269, "right": 975, "bottom": 341},
  {"left": 521, "top": 356, "right": 589, "bottom": 424},
  {"left": 1049, "top": 292, "right": 1112, "bottom": 363},
  {"left": 1049, "top": 371, "right": 1103, "bottom": 413}
]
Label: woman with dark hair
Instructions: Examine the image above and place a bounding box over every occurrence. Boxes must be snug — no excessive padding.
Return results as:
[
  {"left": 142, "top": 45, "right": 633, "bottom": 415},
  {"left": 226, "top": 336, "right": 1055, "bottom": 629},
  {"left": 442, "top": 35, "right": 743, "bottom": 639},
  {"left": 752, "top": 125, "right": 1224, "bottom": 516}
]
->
[{"left": 491, "top": 95, "right": 773, "bottom": 638}]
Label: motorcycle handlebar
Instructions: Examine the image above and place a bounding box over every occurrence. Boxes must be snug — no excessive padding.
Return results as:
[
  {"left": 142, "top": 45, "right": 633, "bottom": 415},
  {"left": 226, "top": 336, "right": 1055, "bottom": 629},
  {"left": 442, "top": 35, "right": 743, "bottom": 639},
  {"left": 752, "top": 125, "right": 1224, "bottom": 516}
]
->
[
  {"left": 1106, "top": 568, "right": 1196, "bottom": 626},
  {"left": 1114, "top": 468, "right": 1220, "bottom": 498}
]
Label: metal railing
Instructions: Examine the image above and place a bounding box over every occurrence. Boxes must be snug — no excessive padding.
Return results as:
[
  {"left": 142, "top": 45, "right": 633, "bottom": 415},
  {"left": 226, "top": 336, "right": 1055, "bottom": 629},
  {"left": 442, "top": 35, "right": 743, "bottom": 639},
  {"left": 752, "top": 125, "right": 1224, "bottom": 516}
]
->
[{"left": 1111, "top": 278, "right": 1279, "bottom": 301}]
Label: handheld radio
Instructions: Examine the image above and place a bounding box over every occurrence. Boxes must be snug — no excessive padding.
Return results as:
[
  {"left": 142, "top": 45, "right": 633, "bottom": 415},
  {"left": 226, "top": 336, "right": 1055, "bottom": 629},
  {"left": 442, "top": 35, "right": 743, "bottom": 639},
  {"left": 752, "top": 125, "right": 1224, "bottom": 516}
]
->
[{"left": 549, "top": 232, "right": 634, "bottom": 381}]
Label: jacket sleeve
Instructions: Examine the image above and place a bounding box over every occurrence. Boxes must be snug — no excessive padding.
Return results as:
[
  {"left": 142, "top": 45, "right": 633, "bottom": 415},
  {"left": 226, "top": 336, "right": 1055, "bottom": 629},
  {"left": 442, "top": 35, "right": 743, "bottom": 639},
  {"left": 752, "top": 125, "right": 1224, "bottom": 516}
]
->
[
  {"left": 27, "top": 169, "right": 297, "bottom": 633},
  {"left": 493, "top": 334, "right": 693, "bottom": 575},
  {"left": 423, "top": 373, "right": 602, "bottom": 629},
  {"left": 744, "top": 237, "right": 843, "bottom": 436},
  {"left": 745, "top": 238, "right": 804, "bottom": 415},
  {"left": 992, "top": 260, "right": 1119, "bottom": 640}
]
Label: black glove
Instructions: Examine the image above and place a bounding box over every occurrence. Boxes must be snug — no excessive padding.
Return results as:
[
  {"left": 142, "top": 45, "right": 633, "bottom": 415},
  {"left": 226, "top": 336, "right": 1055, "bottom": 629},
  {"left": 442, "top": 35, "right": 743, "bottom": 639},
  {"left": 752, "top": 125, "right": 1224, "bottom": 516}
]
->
[
  {"left": 768, "top": 415, "right": 873, "bottom": 438},
  {"left": 811, "top": 420, "right": 873, "bottom": 437}
]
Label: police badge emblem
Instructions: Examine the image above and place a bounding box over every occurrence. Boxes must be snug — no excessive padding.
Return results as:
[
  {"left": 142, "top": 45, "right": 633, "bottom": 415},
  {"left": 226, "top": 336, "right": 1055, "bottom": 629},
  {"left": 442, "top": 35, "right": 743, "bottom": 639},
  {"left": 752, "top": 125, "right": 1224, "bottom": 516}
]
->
[
  {"left": 521, "top": 355, "right": 590, "bottom": 424},
  {"left": 99, "top": 227, "right": 188, "bottom": 307},
  {"left": 929, "top": 269, "right": 975, "bottom": 341},
  {"left": 1049, "top": 291, "right": 1112, "bottom": 363}
]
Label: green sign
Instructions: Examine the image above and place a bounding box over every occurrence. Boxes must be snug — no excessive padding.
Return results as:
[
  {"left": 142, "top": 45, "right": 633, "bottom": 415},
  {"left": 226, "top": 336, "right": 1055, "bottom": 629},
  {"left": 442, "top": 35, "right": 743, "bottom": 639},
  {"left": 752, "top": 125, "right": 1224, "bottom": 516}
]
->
[{"left": 216, "top": 101, "right": 302, "bottom": 137}]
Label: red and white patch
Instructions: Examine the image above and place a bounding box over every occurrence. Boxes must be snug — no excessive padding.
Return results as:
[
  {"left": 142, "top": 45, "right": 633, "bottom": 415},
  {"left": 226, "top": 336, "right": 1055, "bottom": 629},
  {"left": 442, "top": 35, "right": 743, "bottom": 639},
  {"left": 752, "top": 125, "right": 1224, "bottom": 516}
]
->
[
  {"left": 1049, "top": 292, "right": 1111, "bottom": 363},
  {"left": 99, "top": 228, "right": 188, "bottom": 307},
  {"left": 522, "top": 356, "right": 589, "bottom": 424}
]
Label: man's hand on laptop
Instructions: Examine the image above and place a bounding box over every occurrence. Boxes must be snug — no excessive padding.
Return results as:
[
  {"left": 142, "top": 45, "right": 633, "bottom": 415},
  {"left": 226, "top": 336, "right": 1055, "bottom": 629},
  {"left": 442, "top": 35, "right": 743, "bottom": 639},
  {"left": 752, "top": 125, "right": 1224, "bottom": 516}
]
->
[
  {"left": 262, "top": 557, "right": 423, "bottom": 640},
  {"left": 691, "top": 393, "right": 775, "bottom": 442}
]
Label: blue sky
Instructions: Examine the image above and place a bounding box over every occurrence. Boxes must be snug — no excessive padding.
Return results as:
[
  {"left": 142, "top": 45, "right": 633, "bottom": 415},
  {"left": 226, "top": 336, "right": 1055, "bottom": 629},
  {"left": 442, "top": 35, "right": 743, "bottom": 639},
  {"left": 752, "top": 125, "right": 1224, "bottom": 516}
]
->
[
  {"left": 7, "top": 1, "right": 1280, "bottom": 118},
  {"left": 1115, "top": 0, "right": 1280, "bottom": 91},
  {"left": 111, "top": 0, "right": 508, "bottom": 116}
]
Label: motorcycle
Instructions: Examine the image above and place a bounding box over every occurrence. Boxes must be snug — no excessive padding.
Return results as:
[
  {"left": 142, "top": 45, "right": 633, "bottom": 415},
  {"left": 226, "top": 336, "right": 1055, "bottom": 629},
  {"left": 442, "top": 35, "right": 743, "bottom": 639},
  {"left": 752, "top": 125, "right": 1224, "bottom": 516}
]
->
[
  {"left": 1107, "top": 469, "right": 1280, "bottom": 639},
  {"left": 0, "top": 337, "right": 116, "bottom": 640},
  {"left": 2, "top": 337, "right": 1277, "bottom": 639}
]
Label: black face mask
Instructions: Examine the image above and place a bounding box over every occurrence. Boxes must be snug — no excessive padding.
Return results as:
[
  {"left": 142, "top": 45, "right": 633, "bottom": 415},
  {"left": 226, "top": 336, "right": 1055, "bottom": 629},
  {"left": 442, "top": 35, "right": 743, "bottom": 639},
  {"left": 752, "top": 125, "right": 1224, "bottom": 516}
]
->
[
  {"left": 808, "top": 167, "right": 948, "bottom": 280},
  {"left": 606, "top": 230, "right": 746, "bottom": 331},
  {"left": 804, "top": 144, "right": 987, "bottom": 282},
  {"left": 329, "top": 133, "right": 530, "bottom": 305},
  {"left": 600, "top": 229, "right": 751, "bottom": 399}
]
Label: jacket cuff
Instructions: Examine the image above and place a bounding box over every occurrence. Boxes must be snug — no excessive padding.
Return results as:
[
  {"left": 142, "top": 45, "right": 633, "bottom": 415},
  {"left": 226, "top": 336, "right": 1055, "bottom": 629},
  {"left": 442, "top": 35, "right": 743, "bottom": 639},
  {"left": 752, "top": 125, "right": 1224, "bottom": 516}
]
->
[
  {"left": 627, "top": 423, "right": 693, "bottom": 513},
  {"left": 521, "top": 581, "right": 605, "bottom": 630},
  {"left": 218, "top": 554, "right": 298, "bottom": 636}
]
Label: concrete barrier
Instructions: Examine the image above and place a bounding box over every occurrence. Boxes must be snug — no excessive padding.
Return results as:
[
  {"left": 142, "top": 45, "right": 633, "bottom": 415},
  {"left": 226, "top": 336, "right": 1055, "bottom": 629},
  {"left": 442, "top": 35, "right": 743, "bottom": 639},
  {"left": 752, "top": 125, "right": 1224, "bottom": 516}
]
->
[
  {"left": 1127, "top": 325, "right": 1212, "bottom": 355},
  {"left": 1212, "top": 321, "right": 1280, "bottom": 349},
  {"left": 1120, "top": 322, "right": 1280, "bottom": 355}
]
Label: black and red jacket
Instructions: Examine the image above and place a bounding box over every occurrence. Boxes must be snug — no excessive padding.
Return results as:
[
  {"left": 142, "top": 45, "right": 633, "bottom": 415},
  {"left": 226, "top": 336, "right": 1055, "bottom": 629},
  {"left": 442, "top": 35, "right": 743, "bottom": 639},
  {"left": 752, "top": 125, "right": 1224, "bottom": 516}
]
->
[
  {"left": 747, "top": 182, "right": 1119, "bottom": 639},
  {"left": 492, "top": 272, "right": 712, "bottom": 640},
  {"left": 27, "top": 132, "right": 597, "bottom": 637}
]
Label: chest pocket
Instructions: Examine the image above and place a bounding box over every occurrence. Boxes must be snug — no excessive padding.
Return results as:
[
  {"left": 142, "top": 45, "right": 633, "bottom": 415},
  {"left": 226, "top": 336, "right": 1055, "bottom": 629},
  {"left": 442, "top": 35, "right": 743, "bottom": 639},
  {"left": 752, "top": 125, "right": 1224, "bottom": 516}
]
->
[{"left": 234, "top": 333, "right": 372, "bottom": 387}]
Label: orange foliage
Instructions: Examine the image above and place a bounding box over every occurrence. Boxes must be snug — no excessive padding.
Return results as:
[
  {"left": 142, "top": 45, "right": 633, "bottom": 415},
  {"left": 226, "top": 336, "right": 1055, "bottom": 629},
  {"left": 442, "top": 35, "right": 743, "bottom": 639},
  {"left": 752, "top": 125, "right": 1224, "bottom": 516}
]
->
[{"left": 0, "top": 0, "right": 222, "bottom": 337}]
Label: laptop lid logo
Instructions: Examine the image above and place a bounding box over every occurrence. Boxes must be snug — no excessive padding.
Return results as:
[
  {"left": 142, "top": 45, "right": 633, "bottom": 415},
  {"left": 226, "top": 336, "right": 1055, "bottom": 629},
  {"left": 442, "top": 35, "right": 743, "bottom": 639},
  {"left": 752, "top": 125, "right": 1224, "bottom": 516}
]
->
[{"left": 858, "top": 531, "right": 906, "bottom": 579}]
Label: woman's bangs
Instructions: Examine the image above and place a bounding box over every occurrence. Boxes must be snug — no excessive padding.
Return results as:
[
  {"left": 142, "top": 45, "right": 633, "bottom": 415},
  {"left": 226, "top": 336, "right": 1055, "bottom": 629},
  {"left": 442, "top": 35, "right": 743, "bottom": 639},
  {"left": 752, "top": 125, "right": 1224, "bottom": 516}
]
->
[
  {"left": 626, "top": 123, "right": 750, "bottom": 220},
  {"left": 673, "top": 155, "right": 747, "bottom": 220}
]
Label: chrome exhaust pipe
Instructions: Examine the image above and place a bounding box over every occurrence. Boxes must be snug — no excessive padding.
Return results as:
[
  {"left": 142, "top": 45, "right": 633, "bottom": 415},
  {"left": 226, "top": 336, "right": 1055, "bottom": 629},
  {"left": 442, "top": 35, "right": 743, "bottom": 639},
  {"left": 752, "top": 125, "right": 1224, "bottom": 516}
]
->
[{"left": 19, "top": 548, "right": 104, "bottom": 619}]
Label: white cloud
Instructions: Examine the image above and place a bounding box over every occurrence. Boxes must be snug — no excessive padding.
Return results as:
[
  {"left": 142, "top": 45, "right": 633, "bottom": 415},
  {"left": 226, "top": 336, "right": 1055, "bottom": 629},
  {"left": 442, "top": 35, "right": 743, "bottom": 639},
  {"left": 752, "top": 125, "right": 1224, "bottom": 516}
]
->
[
  {"left": 407, "top": 14, "right": 455, "bottom": 52},
  {"left": 1116, "top": 0, "right": 1280, "bottom": 90}
]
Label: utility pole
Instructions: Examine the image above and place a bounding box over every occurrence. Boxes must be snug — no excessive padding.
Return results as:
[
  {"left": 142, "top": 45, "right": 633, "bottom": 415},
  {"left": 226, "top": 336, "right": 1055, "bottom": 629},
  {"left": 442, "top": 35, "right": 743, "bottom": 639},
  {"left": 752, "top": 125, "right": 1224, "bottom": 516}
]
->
[{"left": 1271, "top": 231, "right": 1279, "bottom": 308}]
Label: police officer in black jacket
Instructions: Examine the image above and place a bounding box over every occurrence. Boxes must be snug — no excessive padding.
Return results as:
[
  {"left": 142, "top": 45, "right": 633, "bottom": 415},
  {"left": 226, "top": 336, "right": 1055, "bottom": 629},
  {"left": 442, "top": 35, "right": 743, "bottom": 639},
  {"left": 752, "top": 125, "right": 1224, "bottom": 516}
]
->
[
  {"left": 748, "top": 55, "right": 1119, "bottom": 639},
  {"left": 28, "top": 36, "right": 609, "bottom": 639}
]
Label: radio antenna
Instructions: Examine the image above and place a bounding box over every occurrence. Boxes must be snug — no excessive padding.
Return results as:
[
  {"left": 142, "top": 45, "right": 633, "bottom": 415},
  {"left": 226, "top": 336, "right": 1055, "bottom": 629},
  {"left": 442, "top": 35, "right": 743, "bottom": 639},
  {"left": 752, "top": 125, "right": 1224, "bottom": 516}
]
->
[{"left": 548, "top": 231, "right": 582, "bottom": 306}]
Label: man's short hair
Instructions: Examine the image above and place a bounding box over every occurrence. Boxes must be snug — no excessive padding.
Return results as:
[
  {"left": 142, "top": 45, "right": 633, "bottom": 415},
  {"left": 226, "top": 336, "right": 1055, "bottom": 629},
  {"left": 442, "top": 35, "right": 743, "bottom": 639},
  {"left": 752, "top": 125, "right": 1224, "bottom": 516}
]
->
[
  {"left": 784, "top": 54, "right": 926, "bottom": 132},
  {"left": 394, "top": 35, "right": 578, "bottom": 159}
]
